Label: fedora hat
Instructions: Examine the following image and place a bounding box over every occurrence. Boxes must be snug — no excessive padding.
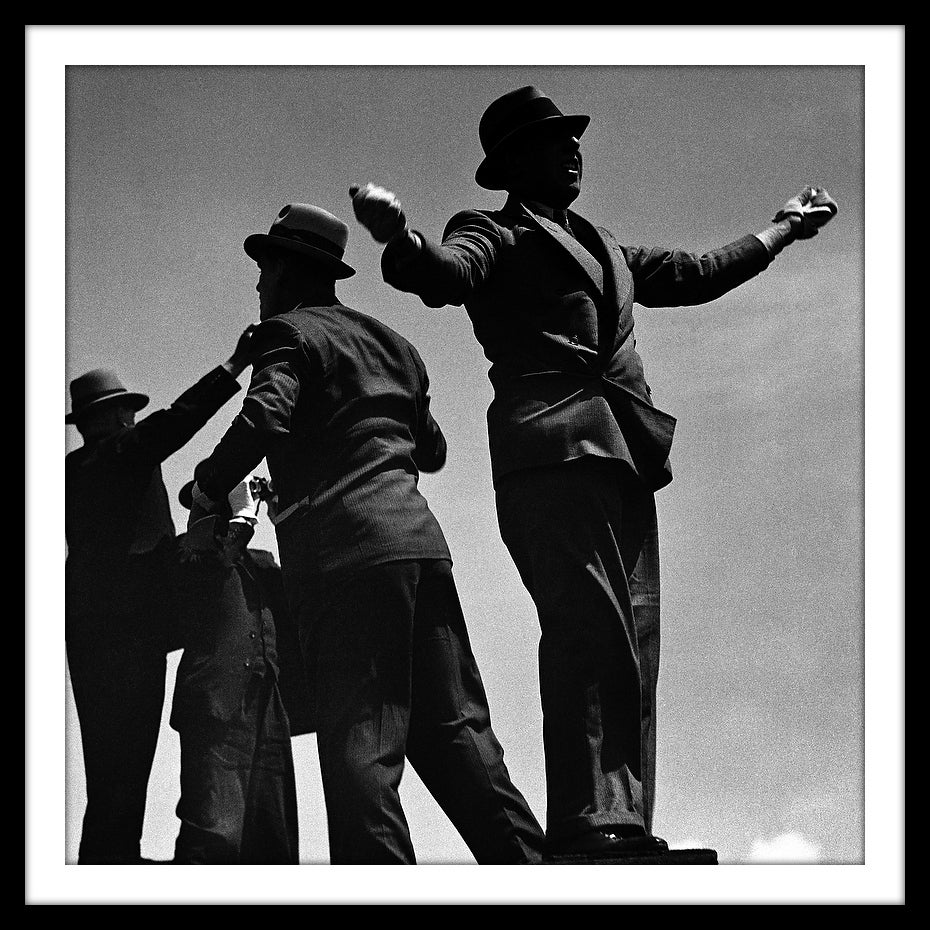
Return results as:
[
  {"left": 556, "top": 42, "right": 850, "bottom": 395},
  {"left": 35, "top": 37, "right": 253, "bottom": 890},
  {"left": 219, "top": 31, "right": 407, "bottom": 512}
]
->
[
  {"left": 475, "top": 86, "right": 590, "bottom": 190},
  {"left": 244, "top": 203, "right": 356, "bottom": 278},
  {"left": 66, "top": 368, "right": 149, "bottom": 424}
]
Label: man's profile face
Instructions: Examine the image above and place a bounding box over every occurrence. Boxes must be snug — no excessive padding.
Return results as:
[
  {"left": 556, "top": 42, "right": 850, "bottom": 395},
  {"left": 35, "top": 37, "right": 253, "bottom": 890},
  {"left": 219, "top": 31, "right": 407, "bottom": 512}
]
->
[
  {"left": 502, "top": 123, "right": 583, "bottom": 209},
  {"left": 76, "top": 402, "right": 136, "bottom": 444},
  {"left": 256, "top": 250, "right": 286, "bottom": 320}
]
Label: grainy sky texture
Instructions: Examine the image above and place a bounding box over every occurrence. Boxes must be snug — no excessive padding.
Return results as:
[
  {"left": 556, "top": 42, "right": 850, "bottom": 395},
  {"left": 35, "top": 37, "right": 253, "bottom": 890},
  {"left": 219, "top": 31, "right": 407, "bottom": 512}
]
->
[{"left": 27, "top": 26, "right": 904, "bottom": 905}]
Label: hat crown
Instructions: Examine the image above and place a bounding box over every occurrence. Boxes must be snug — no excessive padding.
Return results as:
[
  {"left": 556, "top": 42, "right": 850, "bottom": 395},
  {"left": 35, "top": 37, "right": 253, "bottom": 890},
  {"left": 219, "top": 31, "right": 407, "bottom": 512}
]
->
[
  {"left": 474, "top": 86, "right": 590, "bottom": 190},
  {"left": 66, "top": 367, "right": 149, "bottom": 423},
  {"left": 69, "top": 368, "right": 130, "bottom": 406},
  {"left": 479, "top": 86, "right": 566, "bottom": 156},
  {"left": 270, "top": 203, "right": 349, "bottom": 257},
  {"left": 243, "top": 202, "right": 356, "bottom": 278}
]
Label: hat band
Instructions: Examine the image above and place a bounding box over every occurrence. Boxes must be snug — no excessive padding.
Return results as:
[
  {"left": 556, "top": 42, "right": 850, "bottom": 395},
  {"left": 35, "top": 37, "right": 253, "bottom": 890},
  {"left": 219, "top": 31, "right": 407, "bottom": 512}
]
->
[
  {"left": 271, "top": 224, "right": 345, "bottom": 260},
  {"left": 483, "top": 96, "right": 565, "bottom": 152},
  {"left": 72, "top": 386, "right": 129, "bottom": 409}
]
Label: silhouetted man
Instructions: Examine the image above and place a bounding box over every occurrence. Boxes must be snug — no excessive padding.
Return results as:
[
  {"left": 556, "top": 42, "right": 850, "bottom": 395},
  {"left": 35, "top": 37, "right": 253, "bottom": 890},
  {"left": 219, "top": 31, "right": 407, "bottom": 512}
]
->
[
  {"left": 65, "top": 329, "right": 253, "bottom": 863},
  {"left": 350, "top": 85, "right": 838, "bottom": 857},
  {"left": 190, "top": 202, "right": 545, "bottom": 863}
]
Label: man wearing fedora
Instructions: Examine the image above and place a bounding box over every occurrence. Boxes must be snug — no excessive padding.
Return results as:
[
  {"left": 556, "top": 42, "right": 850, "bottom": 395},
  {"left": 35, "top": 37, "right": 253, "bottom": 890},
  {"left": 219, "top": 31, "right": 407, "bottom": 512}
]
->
[
  {"left": 350, "top": 85, "right": 838, "bottom": 857},
  {"left": 188, "top": 202, "right": 545, "bottom": 864},
  {"left": 66, "top": 328, "right": 255, "bottom": 863},
  {"left": 170, "top": 472, "right": 308, "bottom": 864}
]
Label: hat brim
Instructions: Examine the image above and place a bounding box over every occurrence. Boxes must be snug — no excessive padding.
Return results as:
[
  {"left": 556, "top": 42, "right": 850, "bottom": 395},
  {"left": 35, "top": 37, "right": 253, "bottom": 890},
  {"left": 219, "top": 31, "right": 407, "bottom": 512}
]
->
[
  {"left": 243, "top": 234, "right": 356, "bottom": 279},
  {"left": 475, "top": 113, "right": 590, "bottom": 190},
  {"left": 65, "top": 391, "right": 149, "bottom": 424}
]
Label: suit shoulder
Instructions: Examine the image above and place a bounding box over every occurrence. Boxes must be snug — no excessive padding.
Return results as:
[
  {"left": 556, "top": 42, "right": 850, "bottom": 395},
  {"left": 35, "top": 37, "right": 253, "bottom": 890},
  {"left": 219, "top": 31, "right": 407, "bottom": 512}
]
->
[
  {"left": 442, "top": 207, "right": 508, "bottom": 238},
  {"left": 254, "top": 315, "right": 304, "bottom": 344}
]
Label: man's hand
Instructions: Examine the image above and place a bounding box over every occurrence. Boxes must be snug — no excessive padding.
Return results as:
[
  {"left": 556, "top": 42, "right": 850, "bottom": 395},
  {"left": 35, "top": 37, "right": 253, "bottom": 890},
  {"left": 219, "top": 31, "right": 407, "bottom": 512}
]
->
[
  {"left": 222, "top": 323, "right": 259, "bottom": 378},
  {"left": 231, "top": 324, "right": 259, "bottom": 365},
  {"left": 773, "top": 186, "right": 838, "bottom": 239},
  {"left": 350, "top": 183, "right": 409, "bottom": 243},
  {"left": 227, "top": 477, "right": 262, "bottom": 525}
]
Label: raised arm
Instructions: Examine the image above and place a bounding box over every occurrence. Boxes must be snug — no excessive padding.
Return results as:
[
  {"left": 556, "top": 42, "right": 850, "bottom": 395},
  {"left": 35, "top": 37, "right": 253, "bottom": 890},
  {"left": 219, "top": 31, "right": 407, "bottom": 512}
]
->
[
  {"left": 192, "top": 317, "right": 309, "bottom": 507},
  {"left": 350, "top": 183, "right": 501, "bottom": 308},
  {"left": 114, "top": 324, "right": 256, "bottom": 466}
]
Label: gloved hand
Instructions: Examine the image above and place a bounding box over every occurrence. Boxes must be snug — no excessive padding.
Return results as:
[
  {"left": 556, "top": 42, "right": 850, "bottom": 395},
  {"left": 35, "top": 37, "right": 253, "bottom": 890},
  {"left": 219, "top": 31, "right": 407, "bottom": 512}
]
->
[
  {"left": 773, "top": 186, "right": 838, "bottom": 239},
  {"left": 227, "top": 478, "right": 262, "bottom": 525},
  {"left": 349, "top": 183, "right": 409, "bottom": 243}
]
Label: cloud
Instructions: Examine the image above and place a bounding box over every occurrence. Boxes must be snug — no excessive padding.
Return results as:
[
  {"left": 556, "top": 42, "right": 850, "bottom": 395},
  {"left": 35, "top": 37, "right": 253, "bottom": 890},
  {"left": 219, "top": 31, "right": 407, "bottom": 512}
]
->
[{"left": 748, "top": 832, "right": 822, "bottom": 863}]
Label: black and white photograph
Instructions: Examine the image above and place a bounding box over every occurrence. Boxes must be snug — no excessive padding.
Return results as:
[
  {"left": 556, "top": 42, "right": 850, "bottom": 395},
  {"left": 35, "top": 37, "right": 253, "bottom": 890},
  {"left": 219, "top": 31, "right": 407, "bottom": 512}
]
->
[{"left": 26, "top": 25, "right": 904, "bottom": 904}]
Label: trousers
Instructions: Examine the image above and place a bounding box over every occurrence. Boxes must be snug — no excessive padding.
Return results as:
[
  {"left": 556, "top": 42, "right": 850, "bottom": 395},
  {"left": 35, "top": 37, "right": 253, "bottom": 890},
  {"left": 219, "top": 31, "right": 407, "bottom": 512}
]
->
[
  {"left": 293, "top": 558, "right": 545, "bottom": 864},
  {"left": 173, "top": 673, "right": 299, "bottom": 864},
  {"left": 67, "top": 638, "right": 167, "bottom": 863},
  {"left": 495, "top": 456, "right": 661, "bottom": 841}
]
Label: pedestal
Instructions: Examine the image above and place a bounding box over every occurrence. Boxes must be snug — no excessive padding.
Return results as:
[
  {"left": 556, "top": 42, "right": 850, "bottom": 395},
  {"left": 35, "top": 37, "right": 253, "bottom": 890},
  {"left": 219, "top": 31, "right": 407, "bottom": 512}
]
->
[{"left": 543, "top": 847, "right": 718, "bottom": 865}]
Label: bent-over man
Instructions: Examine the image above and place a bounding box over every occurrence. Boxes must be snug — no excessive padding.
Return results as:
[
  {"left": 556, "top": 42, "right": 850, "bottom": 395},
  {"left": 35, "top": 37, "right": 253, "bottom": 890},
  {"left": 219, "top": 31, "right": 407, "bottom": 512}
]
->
[{"left": 170, "top": 473, "right": 308, "bottom": 863}]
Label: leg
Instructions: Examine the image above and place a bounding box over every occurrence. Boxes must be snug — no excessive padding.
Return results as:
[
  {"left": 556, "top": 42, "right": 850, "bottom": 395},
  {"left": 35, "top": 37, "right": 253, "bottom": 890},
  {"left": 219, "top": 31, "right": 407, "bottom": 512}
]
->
[
  {"left": 495, "top": 458, "right": 655, "bottom": 843},
  {"left": 304, "top": 561, "right": 420, "bottom": 864},
  {"left": 173, "top": 717, "right": 249, "bottom": 864},
  {"left": 239, "top": 676, "right": 300, "bottom": 864},
  {"left": 628, "top": 494, "right": 661, "bottom": 834},
  {"left": 67, "top": 638, "right": 166, "bottom": 864},
  {"left": 403, "top": 560, "right": 545, "bottom": 863}
]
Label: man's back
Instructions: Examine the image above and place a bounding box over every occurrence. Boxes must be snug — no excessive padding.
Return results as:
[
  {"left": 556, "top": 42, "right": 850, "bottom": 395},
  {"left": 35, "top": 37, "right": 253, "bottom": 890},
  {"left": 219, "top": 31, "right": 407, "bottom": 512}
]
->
[{"left": 225, "top": 302, "right": 451, "bottom": 579}]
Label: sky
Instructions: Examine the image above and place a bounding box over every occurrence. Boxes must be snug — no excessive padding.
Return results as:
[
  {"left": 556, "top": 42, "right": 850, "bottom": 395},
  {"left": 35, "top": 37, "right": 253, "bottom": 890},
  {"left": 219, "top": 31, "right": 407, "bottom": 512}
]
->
[{"left": 27, "top": 26, "right": 904, "bottom": 904}]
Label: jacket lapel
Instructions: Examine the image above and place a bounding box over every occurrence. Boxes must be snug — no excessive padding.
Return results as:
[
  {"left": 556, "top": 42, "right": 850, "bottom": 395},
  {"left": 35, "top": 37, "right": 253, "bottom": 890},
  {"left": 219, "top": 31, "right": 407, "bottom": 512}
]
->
[
  {"left": 518, "top": 201, "right": 605, "bottom": 298},
  {"left": 566, "top": 211, "right": 625, "bottom": 356}
]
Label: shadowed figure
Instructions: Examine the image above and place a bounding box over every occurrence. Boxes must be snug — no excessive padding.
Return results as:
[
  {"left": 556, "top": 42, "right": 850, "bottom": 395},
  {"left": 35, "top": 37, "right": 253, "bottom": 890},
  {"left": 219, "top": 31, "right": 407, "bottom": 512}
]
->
[{"left": 65, "top": 331, "right": 254, "bottom": 864}]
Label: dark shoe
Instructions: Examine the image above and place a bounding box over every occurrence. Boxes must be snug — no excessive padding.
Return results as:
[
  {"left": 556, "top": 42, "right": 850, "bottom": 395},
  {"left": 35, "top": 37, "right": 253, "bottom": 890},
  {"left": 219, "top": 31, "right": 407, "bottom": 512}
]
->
[{"left": 546, "top": 829, "right": 669, "bottom": 857}]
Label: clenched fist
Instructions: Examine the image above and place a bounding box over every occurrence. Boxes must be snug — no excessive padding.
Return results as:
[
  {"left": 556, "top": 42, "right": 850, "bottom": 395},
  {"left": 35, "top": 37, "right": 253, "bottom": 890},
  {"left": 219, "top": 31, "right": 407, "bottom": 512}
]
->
[
  {"left": 349, "top": 183, "right": 409, "bottom": 243},
  {"left": 773, "top": 186, "right": 838, "bottom": 239}
]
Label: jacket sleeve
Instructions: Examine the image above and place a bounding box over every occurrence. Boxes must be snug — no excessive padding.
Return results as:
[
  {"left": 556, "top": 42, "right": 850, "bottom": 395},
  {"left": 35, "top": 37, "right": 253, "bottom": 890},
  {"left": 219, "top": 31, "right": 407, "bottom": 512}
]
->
[
  {"left": 409, "top": 348, "right": 447, "bottom": 473},
  {"left": 112, "top": 365, "right": 241, "bottom": 466},
  {"left": 622, "top": 233, "right": 773, "bottom": 308},
  {"left": 195, "top": 318, "right": 312, "bottom": 502},
  {"left": 381, "top": 210, "right": 505, "bottom": 308}
]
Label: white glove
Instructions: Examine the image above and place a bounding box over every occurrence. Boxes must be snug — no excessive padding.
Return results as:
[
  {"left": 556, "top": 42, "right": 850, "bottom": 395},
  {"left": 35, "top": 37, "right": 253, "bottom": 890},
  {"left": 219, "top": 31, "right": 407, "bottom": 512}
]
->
[
  {"left": 226, "top": 478, "right": 261, "bottom": 525},
  {"left": 349, "top": 183, "right": 409, "bottom": 243},
  {"left": 773, "top": 186, "right": 838, "bottom": 239}
]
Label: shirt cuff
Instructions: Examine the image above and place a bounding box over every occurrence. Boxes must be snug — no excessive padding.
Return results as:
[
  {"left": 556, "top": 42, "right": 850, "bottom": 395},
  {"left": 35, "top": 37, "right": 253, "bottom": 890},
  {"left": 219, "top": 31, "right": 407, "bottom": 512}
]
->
[{"left": 754, "top": 219, "right": 796, "bottom": 257}]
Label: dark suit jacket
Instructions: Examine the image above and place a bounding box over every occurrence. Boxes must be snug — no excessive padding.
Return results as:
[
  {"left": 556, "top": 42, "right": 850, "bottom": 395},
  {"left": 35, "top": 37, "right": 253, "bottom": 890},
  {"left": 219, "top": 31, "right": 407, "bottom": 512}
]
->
[
  {"left": 382, "top": 195, "right": 773, "bottom": 491},
  {"left": 66, "top": 366, "right": 241, "bottom": 645},
  {"left": 195, "top": 303, "right": 451, "bottom": 581},
  {"left": 170, "top": 518, "right": 315, "bottom": 732}
]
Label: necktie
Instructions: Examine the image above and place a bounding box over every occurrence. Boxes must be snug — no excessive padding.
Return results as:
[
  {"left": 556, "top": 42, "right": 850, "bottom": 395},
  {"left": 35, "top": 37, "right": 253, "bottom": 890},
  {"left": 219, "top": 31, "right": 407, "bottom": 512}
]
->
[{"left": 554, "top": 210, "right": 575, "bottom": 237}]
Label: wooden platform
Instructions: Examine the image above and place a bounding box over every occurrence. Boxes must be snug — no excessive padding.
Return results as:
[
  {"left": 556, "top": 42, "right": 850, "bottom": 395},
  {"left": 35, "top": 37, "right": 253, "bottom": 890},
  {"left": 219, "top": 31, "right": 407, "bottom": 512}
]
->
[{"left": 543, "top": 847, "right": 718, "bottom": 865}]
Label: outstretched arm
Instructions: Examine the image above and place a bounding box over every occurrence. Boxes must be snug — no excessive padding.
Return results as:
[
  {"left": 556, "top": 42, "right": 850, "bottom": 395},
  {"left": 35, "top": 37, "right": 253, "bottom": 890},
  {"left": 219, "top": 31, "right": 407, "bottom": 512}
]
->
[{"left": 627, "top": 186, "right": 838, "bottom": 308}]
